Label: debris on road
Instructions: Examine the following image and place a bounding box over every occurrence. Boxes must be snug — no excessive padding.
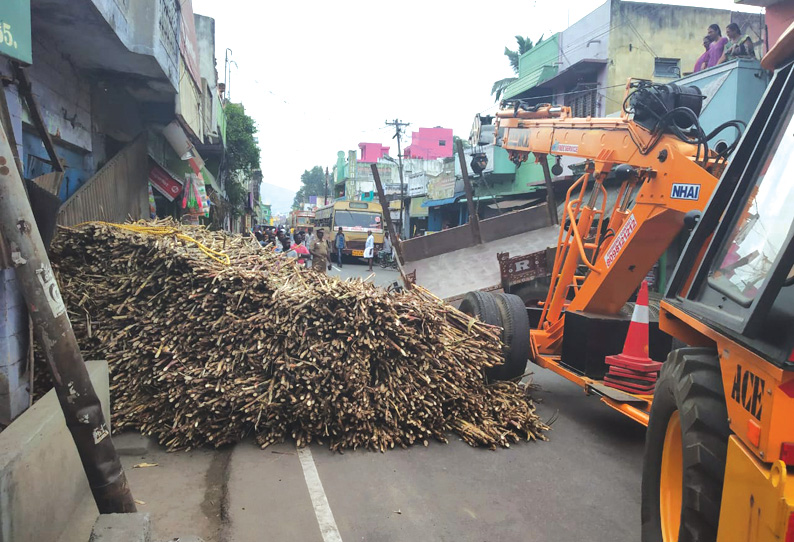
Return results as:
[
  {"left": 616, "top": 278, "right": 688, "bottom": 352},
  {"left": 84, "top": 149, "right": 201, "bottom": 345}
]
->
[{"left": 45, "top": 221, "right": 548, "bottom": 452}]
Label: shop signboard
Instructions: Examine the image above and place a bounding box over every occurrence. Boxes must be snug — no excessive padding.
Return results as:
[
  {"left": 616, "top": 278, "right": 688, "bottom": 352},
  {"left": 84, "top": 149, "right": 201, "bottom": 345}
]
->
[
  {"left": 426, "top": 172, "right": 461, "bottom": 201},
  {"left": 408, "top": 171, "right": 427, "bottom": 196},
  {"left": 149, "top": 163, "right": 183, "bottom": 201},
  {"left": 0, "top": 0, "right": 32, "bottom": 64}
]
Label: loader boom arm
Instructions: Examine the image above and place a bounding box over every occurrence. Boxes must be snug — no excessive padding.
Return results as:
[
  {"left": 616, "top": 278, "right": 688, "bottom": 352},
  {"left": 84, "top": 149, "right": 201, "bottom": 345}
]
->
[{"left": 496, "top": 105, "right": 719, "bottom": 354}]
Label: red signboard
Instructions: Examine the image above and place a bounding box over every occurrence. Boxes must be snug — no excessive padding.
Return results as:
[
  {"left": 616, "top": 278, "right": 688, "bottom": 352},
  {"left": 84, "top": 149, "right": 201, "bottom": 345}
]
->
[{"left": 149, "top": 163, "right": 183, "bottom": 201}]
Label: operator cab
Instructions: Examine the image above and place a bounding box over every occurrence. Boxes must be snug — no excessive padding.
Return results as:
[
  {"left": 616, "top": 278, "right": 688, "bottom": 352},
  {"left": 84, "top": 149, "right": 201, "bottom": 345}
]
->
[{"left": 666, "top": 46, "right": 794, "bottom": 369}]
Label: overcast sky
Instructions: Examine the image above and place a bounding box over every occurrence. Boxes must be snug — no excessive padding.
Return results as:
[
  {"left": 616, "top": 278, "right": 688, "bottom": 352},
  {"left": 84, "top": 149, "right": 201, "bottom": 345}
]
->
[{"left": 191, "top": 0, "right": 763, "bottom": 199}]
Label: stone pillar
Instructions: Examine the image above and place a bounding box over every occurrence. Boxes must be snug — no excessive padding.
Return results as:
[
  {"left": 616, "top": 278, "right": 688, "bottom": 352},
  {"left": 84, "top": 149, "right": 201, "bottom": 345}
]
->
[{"left": 0, "top": 235, "right": 30, "bottom": 424}]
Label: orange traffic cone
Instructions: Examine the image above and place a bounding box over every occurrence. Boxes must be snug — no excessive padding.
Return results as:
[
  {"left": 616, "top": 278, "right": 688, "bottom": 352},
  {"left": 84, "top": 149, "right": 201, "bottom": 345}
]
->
[{"left": 604, "top": 280, "right": 662, "bottom": 394}]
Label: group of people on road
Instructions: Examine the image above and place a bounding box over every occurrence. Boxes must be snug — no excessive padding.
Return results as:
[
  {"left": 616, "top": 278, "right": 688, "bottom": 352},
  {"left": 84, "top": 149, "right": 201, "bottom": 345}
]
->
[
  {"left": 694, "top": 23, "right": 756, "bottom": 73},
  {"left": 251, "top": 224, "right": 388, "bottom": 276}
]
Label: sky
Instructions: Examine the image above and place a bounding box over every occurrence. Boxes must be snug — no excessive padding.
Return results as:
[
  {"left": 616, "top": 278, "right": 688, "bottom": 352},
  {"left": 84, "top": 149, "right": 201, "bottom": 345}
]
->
[{"left": 191, "top": 0, "right": 763, "bottom": 198}]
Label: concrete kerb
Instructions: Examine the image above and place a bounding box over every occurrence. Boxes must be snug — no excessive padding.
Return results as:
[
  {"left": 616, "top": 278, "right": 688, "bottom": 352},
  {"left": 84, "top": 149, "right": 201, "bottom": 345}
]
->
[
  {"left": 89, "top": 513, "right": 151, "bottom": 542},
  {"left": 0, "top": 360, "right": 109, "bottom": 542}
]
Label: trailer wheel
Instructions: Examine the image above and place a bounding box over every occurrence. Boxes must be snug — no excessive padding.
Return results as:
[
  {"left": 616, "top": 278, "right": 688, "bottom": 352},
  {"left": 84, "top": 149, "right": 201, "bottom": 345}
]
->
[
  {"left": 511, "top": 277, "right": 551, "bottom": 308},
  {"left": 459, "top": 291, "right": 504, "bottom": 381},
  {"left": 641, "top": 348, "right": 729, "bottom": 542},
  {"left": 493, "top": 293, "right": 530, "bottom": 380}
]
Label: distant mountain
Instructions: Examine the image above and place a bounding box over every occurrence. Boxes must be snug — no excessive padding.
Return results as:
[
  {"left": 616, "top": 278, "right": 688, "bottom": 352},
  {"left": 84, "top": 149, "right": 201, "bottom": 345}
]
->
[{"left": 260, "top": 183, "right": 297, "bottom": 215}]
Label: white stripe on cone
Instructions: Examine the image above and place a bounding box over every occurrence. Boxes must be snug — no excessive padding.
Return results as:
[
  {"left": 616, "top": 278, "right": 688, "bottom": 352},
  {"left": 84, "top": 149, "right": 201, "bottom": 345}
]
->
[{"left": 631, "top": 304, "right": 649, "bottom": 325}]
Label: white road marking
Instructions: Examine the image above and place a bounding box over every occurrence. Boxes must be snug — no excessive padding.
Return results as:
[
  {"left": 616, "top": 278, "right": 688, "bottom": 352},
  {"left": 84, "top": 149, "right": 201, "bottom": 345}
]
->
[{"left": 297, "top": 446, "right": 343, "bottom": 542}]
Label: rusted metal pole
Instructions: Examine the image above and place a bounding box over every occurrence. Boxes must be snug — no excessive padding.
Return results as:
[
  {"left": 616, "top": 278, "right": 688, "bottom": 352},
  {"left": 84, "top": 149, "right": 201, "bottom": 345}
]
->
[
  {"left": 0, "top": 117, "right": 136, "bottom": 513},
  {"left": 370, "top": 163, "right": 404, "bottom": 264},
  {"left": 456, "top": 139, "right": 482, "bottom": 244},
  {"left": 539, "top": 155, "right": 559, "bottom": 225}
]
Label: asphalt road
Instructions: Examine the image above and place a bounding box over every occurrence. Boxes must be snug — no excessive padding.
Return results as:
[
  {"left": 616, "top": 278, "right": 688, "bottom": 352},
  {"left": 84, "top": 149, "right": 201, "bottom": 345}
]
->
[
  {"left": 122, "top": 262, "right": 647, "bottom": 542},
  {"left": 226, "top": 367, "right": 646, "bottom": 542}
]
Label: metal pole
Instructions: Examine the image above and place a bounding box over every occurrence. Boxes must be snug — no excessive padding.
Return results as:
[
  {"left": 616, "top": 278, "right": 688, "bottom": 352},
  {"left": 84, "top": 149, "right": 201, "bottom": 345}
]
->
[
  {"left": 324, "top": 167, "right": 329, "bottom": 205},
  {"left": 456, "top": 139, "right": 482, "bottom": 244},
  {"left": 539, "top": 155, "right": 559, "bottom": 225},
  {"left": 371, "top": 163, "right": 406, "bottom": 270},
  {"left": 0, "top": 119, "right": 136, "bottom": 513},
  {"left": 394, "top": 124, "right": 407, "bottom": 239}
]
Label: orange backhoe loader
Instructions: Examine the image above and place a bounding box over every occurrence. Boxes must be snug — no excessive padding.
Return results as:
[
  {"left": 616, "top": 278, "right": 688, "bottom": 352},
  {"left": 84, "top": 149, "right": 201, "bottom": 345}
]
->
[
  {"left": 639, "top": 28, "right": 794, "bottom": 542},
  {"left": 461, "top": 23, "right": 794, "bottom": 542}
]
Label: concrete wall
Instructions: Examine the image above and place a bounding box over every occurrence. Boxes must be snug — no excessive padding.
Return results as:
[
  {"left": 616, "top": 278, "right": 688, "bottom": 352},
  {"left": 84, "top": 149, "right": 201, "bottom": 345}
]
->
[
  {"left": 24, "top": 35, "right": 92, "bottom": 152},
  {"left": 0, "top": 360, "right": 109, "bottom": 542},
  {"left": 358, "top": 142, "right": 389, "bottom": 163},
  {"left": 558, "top": 0, "right": 611, "bottom": 116},
  {"left": 605, "top": 1, "right": 735, "bottom": 111},
  {"left": 176, "top": 56, "right": 203, "bottom": 140},
  {"left": 560, "top": 1, "right": 611, "bottom": 70},
  {"left": 194, "top": 14, "right": 217, "bottom": 89},
  {"left": 121, "top": 0, "right": 180, "bottom": 91},
  {"left": 0, "top": 269, "right": 29, "bottom": 425},
  {"left": 674, "top": 58, "right": 769, "bottom": 140},
  {"left": 404, "top": 127, "right": 453, "bottom": 160}
]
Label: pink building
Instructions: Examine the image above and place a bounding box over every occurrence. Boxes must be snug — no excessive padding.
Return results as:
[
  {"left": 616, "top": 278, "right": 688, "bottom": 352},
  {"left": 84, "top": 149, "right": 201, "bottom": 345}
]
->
[
  {"left": 403, "top": 127, "right": 453, "bottom": 160},
  {"left": 359, "top": 142, "right": 390, "bottom": 163}
]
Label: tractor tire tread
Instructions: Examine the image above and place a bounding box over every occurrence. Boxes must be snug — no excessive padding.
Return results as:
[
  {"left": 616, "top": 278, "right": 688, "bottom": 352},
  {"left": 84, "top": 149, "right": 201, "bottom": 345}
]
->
[
  {"left": 641, "top": 347, "right": 730, "bottom": 542},
  {"left": 459, "top": 291, "right": 504, "bottom": 381}
]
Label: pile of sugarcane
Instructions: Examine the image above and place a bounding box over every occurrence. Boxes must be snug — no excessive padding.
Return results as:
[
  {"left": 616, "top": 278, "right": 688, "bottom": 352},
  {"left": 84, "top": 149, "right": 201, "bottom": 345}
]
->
[{"left": 44, "top": 220, "right": 548, "bottom": 451}]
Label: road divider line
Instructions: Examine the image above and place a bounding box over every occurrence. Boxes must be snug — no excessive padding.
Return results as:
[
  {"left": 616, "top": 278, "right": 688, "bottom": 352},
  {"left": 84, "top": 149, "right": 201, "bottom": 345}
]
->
[{"left": 297, "top": 446, "right": 343, "bottom": 542}]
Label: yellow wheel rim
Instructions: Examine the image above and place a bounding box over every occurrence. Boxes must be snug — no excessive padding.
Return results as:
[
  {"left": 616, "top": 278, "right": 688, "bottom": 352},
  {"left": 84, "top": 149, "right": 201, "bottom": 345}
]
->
[{"left": 660, "top": 410, "right": 683, "bottom": 542}]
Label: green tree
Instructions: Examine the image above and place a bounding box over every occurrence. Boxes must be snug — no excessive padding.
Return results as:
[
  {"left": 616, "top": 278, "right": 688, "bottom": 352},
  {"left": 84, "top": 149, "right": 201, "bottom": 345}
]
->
[
  {"left": 292, "top": 166, "right": 328, "bottom": 209},
  {"left": 225, "top": 103, "right": 260, "bottom": 174},
  {"left": 452, "top": 135, "right": 471, "bottom": 151},
  {"left": 223, "top": 103, "right": 260, "bottom": 217},
  {"left": 491, "top": 35, "right": 542, "bottom": 103}
]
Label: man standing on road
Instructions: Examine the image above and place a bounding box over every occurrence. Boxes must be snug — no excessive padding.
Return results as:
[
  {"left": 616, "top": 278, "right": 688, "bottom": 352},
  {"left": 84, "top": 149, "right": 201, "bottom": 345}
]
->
[
  {"left": 310, "top": 228, "right": 331, "bottom": 274},
  {"left": 334, "top": 227, "right": 346, "bottom": 269},
  {"left": 364, "top": 230, "right": 375, "bottom": 272}
]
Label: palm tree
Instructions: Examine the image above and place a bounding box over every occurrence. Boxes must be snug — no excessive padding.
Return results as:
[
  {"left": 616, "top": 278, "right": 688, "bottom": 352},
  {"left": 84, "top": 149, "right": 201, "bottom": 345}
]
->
[{"left": 491, "top": 35, "right": 542, "bottom": 102}]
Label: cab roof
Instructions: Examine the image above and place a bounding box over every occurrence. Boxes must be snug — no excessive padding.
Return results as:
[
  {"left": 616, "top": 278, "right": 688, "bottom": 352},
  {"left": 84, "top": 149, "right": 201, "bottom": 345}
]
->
[{"left": 762, "top": 20, "right": 794, "bottom": 70}]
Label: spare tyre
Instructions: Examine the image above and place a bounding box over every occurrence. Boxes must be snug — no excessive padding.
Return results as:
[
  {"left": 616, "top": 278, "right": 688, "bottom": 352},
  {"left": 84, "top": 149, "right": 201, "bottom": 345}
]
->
[
  {"left": 459, "top": 291, "right": 503, "bottom": 381},
  {"left": 494, "top": 293, "right": 531, "bottom": 380}
]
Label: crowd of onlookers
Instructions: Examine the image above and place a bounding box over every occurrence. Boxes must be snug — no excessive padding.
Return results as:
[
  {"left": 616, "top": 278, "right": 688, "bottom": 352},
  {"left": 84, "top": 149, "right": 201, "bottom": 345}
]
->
[
  {"left": 251, "top": 225, "right": 390, "bottom": 274},
  {"left": 694, "top": 23, "right": 756, "bottom": 73}
]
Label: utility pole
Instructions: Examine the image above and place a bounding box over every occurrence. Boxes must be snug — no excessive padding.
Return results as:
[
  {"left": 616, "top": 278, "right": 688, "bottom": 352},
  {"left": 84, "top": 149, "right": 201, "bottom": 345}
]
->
[
  {"left": 0, "top": 117, "right": 136, "bottom": 513},
  {"left": 456, "top": 139, "right": 482, "bottom": 244},
  {"left": 223, "top": 48, "right": 232, "bottom": 101},
  {"left": 324, "top": 167, "right": 329, "bottom": 205},
  {"left": 385, "top": 118, "right": 409, "bottom": 239}
]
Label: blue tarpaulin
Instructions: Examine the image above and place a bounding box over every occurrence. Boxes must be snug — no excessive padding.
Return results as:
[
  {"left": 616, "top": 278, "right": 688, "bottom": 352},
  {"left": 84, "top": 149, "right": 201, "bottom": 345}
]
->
[{"left": 421, "top": 193, "right": 463, "bottom": 208}]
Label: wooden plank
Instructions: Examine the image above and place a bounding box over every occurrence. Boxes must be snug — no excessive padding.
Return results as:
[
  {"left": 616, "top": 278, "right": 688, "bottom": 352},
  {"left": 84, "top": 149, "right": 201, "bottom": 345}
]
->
[
  {"left": 11, "top": 62, "right": 63, "bottom": 172},
  {"left": 0, "top": 78, "right": 23, "bottom": 178}
]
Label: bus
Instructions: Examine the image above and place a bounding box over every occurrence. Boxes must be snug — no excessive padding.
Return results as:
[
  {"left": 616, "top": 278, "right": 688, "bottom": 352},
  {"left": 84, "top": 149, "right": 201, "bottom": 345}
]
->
[
  {"left": 289, "top": 210, "right": 315, "bottom": 233},
  {"left": 313, "top": 201, "right": 384, "bottom": 258}
]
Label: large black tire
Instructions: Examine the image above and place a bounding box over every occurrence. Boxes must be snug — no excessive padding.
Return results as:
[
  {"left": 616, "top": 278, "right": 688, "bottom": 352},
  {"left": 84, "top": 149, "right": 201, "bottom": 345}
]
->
[
  {"left": 493, "top": 293, "right": 530, "bottom": 380},
  {"left": 459, "top": 291, "right": 503, "bottom": 381},
  {"left": 641, "top": 348, "right": 730, "bottom": 542},
  {"left": 511, "top": 277, "right": 551, "bottom": 308}
]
